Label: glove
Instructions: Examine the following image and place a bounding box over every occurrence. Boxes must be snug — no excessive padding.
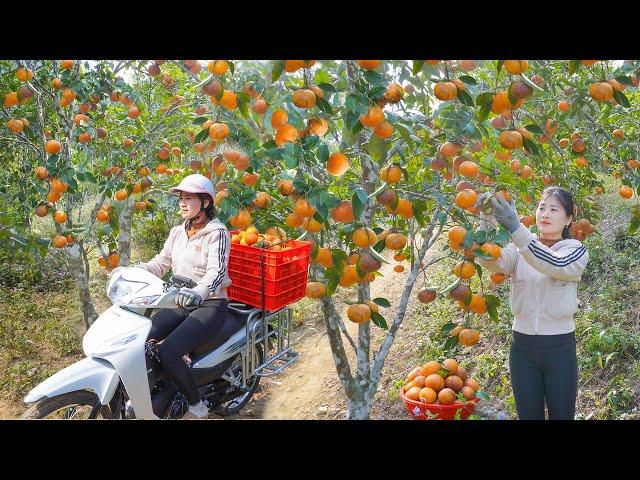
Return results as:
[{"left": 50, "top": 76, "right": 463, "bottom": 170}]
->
[
  {"left": 474, "top": 192, "right": 494, "bottom": 215},
  {"left": 491, "top": 195, "right": 520, "bottom": 234},
  {"left": 175, "top": 288, "right": 202, "bottom": 308}
]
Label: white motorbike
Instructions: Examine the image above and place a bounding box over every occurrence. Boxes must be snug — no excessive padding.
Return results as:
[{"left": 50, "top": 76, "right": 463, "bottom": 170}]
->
[{"left": 21, "top": 266, "right": 298, "bottom": 419}]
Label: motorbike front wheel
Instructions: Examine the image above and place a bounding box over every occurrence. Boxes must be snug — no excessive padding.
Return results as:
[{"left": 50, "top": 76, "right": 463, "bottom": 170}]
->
[{"left": 21, "top": 391, "right": 112, "bottom": 419}]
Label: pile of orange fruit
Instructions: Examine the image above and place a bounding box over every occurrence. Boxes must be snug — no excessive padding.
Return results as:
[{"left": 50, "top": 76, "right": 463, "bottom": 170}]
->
[
  {"left": 402, "top": 358, "right": 480, "bottom": 405},
  {"left": 230, "top": 226, "right": 294, "bottom": 252}
]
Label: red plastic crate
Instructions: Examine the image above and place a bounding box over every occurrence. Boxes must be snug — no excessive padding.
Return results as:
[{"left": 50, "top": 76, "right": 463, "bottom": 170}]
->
[{"left": 227, "top": 231, "right": 311, "bottom": 311}]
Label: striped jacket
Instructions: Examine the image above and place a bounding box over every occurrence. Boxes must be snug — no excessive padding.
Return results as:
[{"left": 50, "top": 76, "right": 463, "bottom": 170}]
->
[
  {"left": 138, "top": 218, "right": 232, "bottom": 301},
  {"left": 475, "top": 225, "right": 589, "bottom": 335}
]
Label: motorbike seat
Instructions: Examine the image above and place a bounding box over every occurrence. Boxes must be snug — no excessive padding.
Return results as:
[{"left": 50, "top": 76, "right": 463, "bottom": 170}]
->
[{"left": 188, "top": 306, "right": 254, "bottom": 362}]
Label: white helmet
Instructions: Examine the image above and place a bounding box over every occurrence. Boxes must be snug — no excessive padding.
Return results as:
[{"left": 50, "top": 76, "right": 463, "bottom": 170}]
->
[{"left": 168, "top": 174, "right": 215, "bottom": 203}]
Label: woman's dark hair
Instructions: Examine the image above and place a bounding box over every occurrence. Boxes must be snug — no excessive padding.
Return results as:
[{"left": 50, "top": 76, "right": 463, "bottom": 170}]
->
[
  {"left": 539, "top": 186, "right": 575, "bottom": 239},
  {"left": 196, "top": 192, "right": 217, "bottom": 219}
]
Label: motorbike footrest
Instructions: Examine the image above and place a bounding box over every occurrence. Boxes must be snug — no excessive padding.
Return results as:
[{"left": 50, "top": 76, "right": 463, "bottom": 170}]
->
[{"left": 254, "top": 348, "right": 299, "bottom": 377}]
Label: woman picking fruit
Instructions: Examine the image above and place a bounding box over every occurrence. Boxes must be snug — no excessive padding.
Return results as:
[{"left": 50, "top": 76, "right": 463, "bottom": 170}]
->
[{"left": 474, "top": 187, "right": 589, "bottom": 420}]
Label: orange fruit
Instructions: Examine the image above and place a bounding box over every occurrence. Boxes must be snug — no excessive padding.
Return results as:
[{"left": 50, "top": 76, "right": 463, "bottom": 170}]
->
[
  {"left": 437, "top": 388, "right": 457, "bottom": 405},
  {"left": 444, "top": 375, "right": 464, "bottom": 393},
  {"left": 458, "top": 328, "right": 480, "bottom": 346},
  {"left": 380, "top": 165, "right": 402, "bottom": 184},
  {"left": 455, "top": 189, "right": 477, "bottom": 209},
  {"left": 352, "top": 227, "right": 377, "bottom": 248},
  {"left": 421, "top": 361, "right": 441, "bottom": 377},
  {"left": 53, "top": 211, "right": 67, "bottom": 223},
  {"left": 326, "top": 153, "right": 349, "bottom": 176},
  {"left": 360, "top": 106, "right": 385, "bottom": 128},
  {"left": 417, "top": 287, "right": 437, "bottom": 304},
  {"left": 425, "top": 374, "right": 445, "bottom": 392},
  {"left": 504, "top": 60, "right": 528, "bottom": 75},
  {"left": 454, "top": 260, "right": 476, "bottom": 279},
  {"left": 418, "top": 387, "right": 437, "bottom": 404},
  {"left": 52, "top": 235, "right": 68, "bottom": 248},
  {"left": 347, "top": 304, "right": 372, "bottom": 323},
  {"left": 491, "top": 272, "right": 506, "bottom": 284},
  {"left": 329, "top": 200, "right": 355, "bottom": 223}
]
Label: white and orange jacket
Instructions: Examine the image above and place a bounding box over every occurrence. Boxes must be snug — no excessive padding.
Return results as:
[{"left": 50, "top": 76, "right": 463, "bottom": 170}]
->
[
  {"left": 475, "top": 225, "right": 589, "bottom": 335},
  {"left": 138, "top": 218, "right": 232, "bottom": 301}
]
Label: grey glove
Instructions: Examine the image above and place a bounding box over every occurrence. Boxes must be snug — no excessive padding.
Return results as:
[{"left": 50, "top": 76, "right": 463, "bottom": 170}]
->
[
  {"left": 491, "top": 195, "right": 520, "bottom": 234},
  {"left": 474, "top": 192, "right": 494, "bottom": 215},
  {"left": 175, "top": 288, "right": 202, "bottom": 308}
]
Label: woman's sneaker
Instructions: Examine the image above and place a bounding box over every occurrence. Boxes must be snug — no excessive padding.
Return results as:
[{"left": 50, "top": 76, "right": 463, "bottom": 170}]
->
[{"left": 180, "top": 400, "right": 208, "bottom": 420}]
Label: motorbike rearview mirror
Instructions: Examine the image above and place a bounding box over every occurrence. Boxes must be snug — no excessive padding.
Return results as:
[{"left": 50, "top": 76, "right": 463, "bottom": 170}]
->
[{"left": 170, "top": 275, "right": 197, "bottom": 289}]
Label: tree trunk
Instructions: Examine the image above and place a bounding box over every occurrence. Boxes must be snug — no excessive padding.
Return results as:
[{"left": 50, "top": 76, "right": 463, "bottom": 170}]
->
[
  {"left": 117, "top": 196, "right": 135, "bottom": 266},
  {"left": 67, "top": 240, "right": 97, "bottom": 329}
]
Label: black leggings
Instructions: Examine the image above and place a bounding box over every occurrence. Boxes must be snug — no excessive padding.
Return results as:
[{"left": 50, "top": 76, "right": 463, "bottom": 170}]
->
[
  {"left": 509, "top": 331, "right": 578, "bottom": 420},
  {"left": 148, "top": 299, "right": 229, "bottom": 405}
]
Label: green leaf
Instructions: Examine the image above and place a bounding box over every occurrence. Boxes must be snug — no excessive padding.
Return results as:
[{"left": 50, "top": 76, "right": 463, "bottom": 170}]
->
[
  {"left": 520, "top": 73, "right": 544, "bottom": 92},
  {"left": 496, "top": 60, "right": 504, "bottom": 75},
  {"left": 368, "top": 245, "right": 391, "bottom": 264},
  {"left": 476, "top": 92, "right": 493, "bottom": 106},
  {"left": 478, "top": 103, "right": 491, "bottom": 123},
  {"left": 316, "top": 96, "right": 333, "bottom": 114},
  {"left": 371, "top": 311, "right": 388, "bottom": 329},
  {"left": 613, "top": 89, "right": 630, "bottom": 108},
  {"left": 373, "top": 297, "right": 391, "bottom": 308},
  {"left": 317, "top": 82, "right": 336, "bottom": 94},
  {"left": 443, "top": 335, "right": 458, "bottom": 353},
  {"left": 486, "top": 294, "right": 500, "bottom": 322},
  {"left": 345, "top": 94, "right": 359, "bottom": 114},
  {"left": 271, "top": 60, "right": 284, "bottom": 82},
  {"left": 437, "top": 211, "right": 448, "bottom": 227},
  {"left": 442, "top": 322, "right": 459, "bottom": 333},
  {"left": 473, "top": 230, "right": 488, "bottom": 244},
  {"left": 412, "top": 60, "right": 424, "bottom": 75},
  {"left": 283, "top": 153, "right": 299, "bottom": 168},
  {"left": 352, "top": 188, "right": 368, "bottom": 220},
  {"left": 195, "top": 128, "right": 209, "bottom": 144},
  {"left": 364, "top": 70, "right": 383, "bottom": 84},
  {"left": 475, "top": 389, "right": 490, "bottom": 401},
  {"left": 616, "top": 75, "right": 633, "bottom": 86},
  {"left": 629, "top": 205, "right": 640, "bottom": 235},
  {"left": 326, "top": 276, "right": 339, "bottom": 298},
  {"left": 457, "top": 88, "right": 475, "bottom": 107},
  {"left": 568, "top": 60, "right": 581, "bottom": 75},
  {"left": 458, "top": 75, "right": 477, "bottom": 85},
  {"left": 368, "top": 134, "right": 388, "bottom": 163},
  {"left": 522, "top": 137, "right": 540, "bottom": 156},
  {"left": 394, "top": 123, "right": 414, "bottom": 151},
  {"left": 524, "top": 124, "right": 544, "bottom": 135},
  {"left": 193, "top": 116, "right": 209, "bottom": 126},
  {"left": 317, "top": 142, "right": 329, "bottom": 163}
]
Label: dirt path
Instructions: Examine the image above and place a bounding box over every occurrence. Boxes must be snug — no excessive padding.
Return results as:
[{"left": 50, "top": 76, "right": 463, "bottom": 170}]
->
[{"left": 229, "top": 251, "right": 410, "bottom": 420}]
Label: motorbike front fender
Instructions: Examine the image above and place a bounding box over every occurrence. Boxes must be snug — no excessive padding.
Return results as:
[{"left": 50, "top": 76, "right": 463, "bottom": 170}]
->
[{"left": 23, "top": 356, "right": 120, "bottom": 405}]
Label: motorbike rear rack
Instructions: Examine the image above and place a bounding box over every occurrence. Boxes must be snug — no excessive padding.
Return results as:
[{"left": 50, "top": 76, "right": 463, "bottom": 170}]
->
[{"left": 244, "top": 306, "right": 299, "bottom": 383}]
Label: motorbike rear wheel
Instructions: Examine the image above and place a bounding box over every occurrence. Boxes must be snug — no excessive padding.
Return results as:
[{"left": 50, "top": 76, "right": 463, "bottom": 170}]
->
[
  {"left": 21, "top": 390, "right": 112, "bottom": 419},
  {"left": 213, "top": 343, "right": 263, "bottom": 417}
]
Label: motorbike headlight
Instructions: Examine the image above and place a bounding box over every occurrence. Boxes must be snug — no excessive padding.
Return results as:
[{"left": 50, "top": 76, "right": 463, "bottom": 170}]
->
[
  {"left": 107, "top": 275, "right": 148, "bottom": 305},
  {"left": 127, "top": 295, "right": 160, "bottom": 307}
]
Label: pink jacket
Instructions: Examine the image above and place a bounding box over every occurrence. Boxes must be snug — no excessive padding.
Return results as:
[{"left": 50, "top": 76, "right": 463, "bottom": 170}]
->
[
  {"left": 476, "top": 225, "right": 589, "bottom": 335},
  {"left": 138, "top": 218, "right": 232, "bottom": 301}
]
